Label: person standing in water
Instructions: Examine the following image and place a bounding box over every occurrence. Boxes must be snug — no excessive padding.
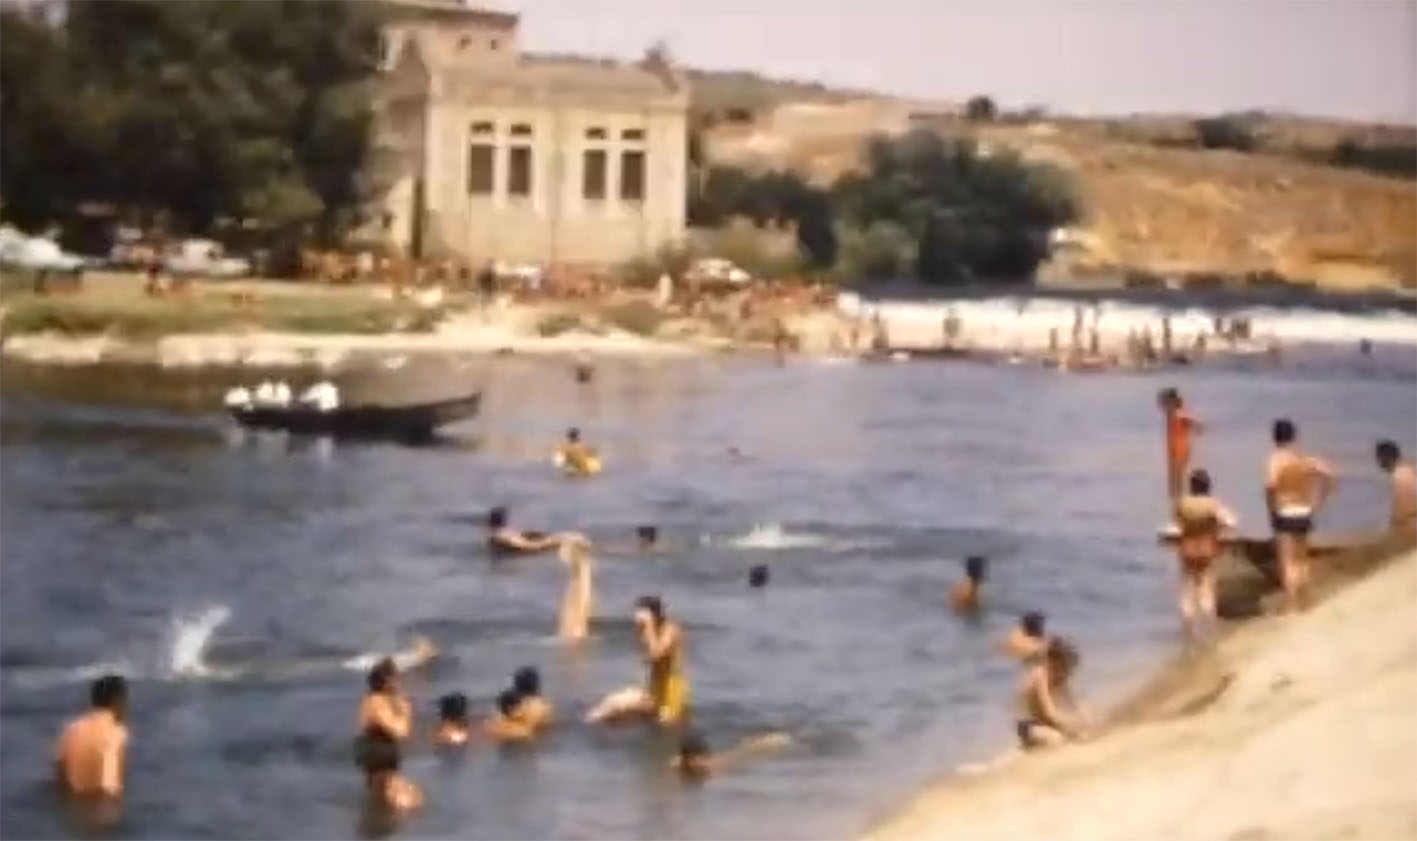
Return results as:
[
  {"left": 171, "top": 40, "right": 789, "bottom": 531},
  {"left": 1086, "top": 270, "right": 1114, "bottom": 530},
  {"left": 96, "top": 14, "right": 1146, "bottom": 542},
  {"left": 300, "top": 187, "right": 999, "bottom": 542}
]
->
[
  {"left": 949, "top": 556, "right": 988, "bottom": 612},
  {"left": 1375, "top": 440, "right": 1417, "bottom": 534},
  {"left": 510, "top": 667, "right": 554, "bottom": 731},
  {"left": 356, "top": 658, "right": 421, "bottom": 811},
  {"left": 554, "top": 428, "right": 601, "bottom": 477},
  {"left": 483, "top": 690, "right": 536, "bottom": 743},
  {"left": 55, "top": 675, "right": 129, "bottom": 798},
  {"left": 1003, "top": 611, "right": 1048, "bottom": 660},
  {"left": 586, "top": 596, "right": 690, "bottom": 726},
  {"left": 1016, "top": 636, "right": 1086, "bottom": 750},
  {"left": 1173, "top": 469, "right": 1238, "bottom": 636},
  {"left": 1159, "top": 388, "right": 1202, "bottom": 509},
  {"left": 433, "top": 693, "right": 472, "bottom": 747},
  {"left": 1266, "top": 419, "right": 1336, "bottom": 612},
  {"left": 558, "top": 537, "right": 594, "bottom": 643}
]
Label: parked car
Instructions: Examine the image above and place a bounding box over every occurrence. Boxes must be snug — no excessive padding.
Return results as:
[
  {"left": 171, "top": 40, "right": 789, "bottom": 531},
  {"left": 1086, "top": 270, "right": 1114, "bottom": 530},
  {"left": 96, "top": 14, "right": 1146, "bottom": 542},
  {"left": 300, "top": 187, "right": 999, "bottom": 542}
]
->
[{"left": 164, "top": 238, "right": 251, "bottom": 279}]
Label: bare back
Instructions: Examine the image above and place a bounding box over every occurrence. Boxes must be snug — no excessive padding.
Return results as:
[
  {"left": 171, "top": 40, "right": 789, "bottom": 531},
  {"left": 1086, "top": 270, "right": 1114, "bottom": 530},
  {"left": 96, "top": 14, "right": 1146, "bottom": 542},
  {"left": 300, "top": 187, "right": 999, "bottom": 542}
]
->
[
  {"left": 56, "top": 712, "right": 127, "bottom": 796},
  {"left": 1393, "top": 463, "right": 1417, "bottom": 529},
  {"left": 1267, "top": 448, "right": 1331, "bottom": 511}
]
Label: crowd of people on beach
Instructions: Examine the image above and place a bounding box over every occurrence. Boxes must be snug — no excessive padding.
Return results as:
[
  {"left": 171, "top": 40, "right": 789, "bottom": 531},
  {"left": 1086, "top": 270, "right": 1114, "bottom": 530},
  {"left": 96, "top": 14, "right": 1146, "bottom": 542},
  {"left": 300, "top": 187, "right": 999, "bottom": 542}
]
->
[{"left": 51, "top": 376, "right": 1417, "bottom": 824}]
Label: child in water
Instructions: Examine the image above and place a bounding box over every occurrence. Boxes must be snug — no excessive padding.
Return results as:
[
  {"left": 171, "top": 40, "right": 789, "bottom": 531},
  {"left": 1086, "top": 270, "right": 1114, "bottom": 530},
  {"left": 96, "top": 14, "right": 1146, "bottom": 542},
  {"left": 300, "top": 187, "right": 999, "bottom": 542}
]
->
[
  {"left": 949, "top": 556, "right": 988, "bottom": 612},
  {"left": 433, "top": 693, "right": 472, "bottom": 747}
]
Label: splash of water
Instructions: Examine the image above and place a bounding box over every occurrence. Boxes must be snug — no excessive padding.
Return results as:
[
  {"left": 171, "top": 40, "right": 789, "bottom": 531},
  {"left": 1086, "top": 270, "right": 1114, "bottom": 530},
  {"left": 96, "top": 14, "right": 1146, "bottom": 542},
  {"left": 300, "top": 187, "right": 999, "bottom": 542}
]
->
[
  {"left": 726, "top": 523, "right": 830, "bottom": 550},
  {"left": 169, "top": 605, "right": 232, "bottom": 679}
]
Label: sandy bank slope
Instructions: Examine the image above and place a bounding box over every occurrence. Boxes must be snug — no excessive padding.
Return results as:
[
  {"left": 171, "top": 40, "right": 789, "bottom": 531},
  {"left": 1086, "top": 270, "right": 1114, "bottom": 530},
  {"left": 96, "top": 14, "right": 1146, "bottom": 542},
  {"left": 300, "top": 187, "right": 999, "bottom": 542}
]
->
[{"left": 866, "top": 551, "right": 1417, "bottom": 841}]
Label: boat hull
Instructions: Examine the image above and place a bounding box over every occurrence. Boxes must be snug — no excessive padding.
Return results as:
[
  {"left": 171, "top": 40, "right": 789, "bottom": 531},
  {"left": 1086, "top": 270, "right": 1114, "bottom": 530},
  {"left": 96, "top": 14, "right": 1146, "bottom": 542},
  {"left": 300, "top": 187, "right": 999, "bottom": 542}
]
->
[{"left": 229, "top": 391, "right": 480, "bottom": 442}]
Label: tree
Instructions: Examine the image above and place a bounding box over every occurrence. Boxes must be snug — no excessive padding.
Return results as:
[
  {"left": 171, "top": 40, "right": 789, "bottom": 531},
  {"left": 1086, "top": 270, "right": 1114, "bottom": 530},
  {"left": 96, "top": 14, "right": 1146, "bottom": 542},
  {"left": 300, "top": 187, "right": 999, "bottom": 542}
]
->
[
  {"left": 965, "top": 95, "right": 997, "bottom": 122},
  {"left": 1193, "top": 116, "right": 1256, "bottom": 152}
]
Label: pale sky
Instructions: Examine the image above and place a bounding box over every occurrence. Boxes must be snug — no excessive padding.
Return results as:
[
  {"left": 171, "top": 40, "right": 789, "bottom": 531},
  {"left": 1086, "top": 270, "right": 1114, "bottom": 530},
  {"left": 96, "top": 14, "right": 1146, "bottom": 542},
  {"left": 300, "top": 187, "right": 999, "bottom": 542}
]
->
[{"left": 498, "top": 0, "right": 1416, "bottom": 123}]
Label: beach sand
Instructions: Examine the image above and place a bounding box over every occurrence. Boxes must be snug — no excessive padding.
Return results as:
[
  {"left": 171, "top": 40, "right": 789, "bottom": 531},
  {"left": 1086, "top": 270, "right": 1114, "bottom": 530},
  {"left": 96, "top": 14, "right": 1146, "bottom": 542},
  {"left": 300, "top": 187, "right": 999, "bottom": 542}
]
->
[{"left": 865, "top": 544, "right": 1417, "bottom": 841}]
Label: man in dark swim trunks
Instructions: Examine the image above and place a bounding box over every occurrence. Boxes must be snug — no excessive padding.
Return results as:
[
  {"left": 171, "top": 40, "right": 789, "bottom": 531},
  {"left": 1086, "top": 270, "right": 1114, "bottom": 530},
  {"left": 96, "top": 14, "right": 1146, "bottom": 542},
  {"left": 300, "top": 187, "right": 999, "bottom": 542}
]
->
[{"left": 1265, "top": 419, "right": 1335, "bottom": 612}]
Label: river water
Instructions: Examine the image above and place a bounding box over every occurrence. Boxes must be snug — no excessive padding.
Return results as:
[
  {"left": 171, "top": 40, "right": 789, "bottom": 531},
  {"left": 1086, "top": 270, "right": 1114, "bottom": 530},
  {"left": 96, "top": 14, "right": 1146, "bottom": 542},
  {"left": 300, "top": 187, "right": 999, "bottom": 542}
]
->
[{"left": 1, "top": 345, "right": 1414, "bottom": 840}]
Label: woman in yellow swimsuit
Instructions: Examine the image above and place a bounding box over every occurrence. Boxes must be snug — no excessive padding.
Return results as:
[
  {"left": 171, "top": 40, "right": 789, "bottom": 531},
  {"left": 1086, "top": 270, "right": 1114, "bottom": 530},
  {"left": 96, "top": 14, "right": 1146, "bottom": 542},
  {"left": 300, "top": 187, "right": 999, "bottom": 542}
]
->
[{"left": 585, "top": 595, "right": 690, "bottom": 726}]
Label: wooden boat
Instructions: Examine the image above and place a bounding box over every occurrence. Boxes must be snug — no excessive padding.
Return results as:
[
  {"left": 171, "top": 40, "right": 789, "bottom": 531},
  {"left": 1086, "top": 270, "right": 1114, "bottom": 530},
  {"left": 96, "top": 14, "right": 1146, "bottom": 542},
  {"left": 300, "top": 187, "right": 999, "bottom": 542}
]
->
[{"left": 229, "top": 391, "right": 481, "bottom": 442}]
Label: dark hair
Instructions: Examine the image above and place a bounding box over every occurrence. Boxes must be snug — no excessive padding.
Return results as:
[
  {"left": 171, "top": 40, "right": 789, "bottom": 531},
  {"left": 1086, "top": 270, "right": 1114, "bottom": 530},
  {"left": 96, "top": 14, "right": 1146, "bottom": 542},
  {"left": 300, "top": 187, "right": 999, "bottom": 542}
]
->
[
  {"left": 964, "top": 556, "right": 988, "bottom": 582},
  {"left": 1045, "top": 636, "right": 1080, "bottom": 681},
  {"left": 1188, "top": 468, "right": 1212, "bottom": 495},
  {"left": 367, "top": 658, "right": 397, "bottom": 693},
  {"left": 1376, "top": 439, "right": 1401, "bottom": 464},
  {"left": 1273, "top": 418, "right": 1296, "bottom": 445},
  {"left": 679, "top": 732, "right": 710, "bottom": 761},
  {"left": 91, "top": 675, "right": 127, "bottom": 710},
  {"left": 1157, "top": 387, "right": 1180, "bottom": 406},
  {"left": 438, "top": 692, "right": 468, "bottom": 723},
  {"left": 1020, "top": 611, "right": 1046, "bottom": 639},
  {"left": 748, "top": 564, "right": 769, "bottom": 588},
  {"left": 512, "top": 666, "right": 541, "bottom": 696},
  {"left": 496, "top": 689, "right": 522, "bottom": 716},
  {"left": 566, "top": 427, "right": 581, "bottom": 442},
  {"left": 487, "top": 506, "right": 508, "bottom": 529},
  {"left": 635, "top": 595, "right": 665, "bottom": 623},
  {"left": 636, "top": 525, "right": 659, "bottom": 545}
]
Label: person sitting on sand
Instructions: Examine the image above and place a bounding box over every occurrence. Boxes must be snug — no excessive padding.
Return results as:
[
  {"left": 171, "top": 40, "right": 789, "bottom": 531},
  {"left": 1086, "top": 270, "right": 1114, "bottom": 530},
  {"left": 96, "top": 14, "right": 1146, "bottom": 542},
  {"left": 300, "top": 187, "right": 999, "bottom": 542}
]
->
[
  {"left": 949, "top": 556, "right": 988, "bottom": 612},
  {"left": 483, "top": 690, "right": 536, "bottom": 743},
  {"left": 1375, "top": 440, "right": 1416, "bottom": 534},
  {"left": 55, "top": 675, "right": 129, "bottom": 798},
  {"left": 586, "top": 596, "right": 690, "bottom": 727},
  {"left": 485, "top": 506, "right": 566, "bottom": 556},
  {"left": 433, "top": 693, "right": 472, "bottom": 747},
  {"left": 1266, "top": 419, "right": 1336, "bottom": 612},
  {"left": 1173, "top": 469, "right": 1238, "bottom": 636},
  {"left": 1003, "top": 611, "right": 1048, "bottom": 660},
  {"left": 510, "top": 667, "right": 554, "bottom": 732},
  {"left": 554, "top": 428, "right": 602, "bottom": 477},
  {"left": 1016, "top": 636, "right": 1086, "bottom": 750},
  {"left": 671, "top": 731, "right": 792, "bottom": 780}
]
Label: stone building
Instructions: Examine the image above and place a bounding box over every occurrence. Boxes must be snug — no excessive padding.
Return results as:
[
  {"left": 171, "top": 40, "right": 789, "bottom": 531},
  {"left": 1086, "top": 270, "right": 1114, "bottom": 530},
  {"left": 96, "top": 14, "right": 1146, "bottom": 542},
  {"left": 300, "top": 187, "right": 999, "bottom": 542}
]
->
[{"left": 368, "top": 0, "right": 690, "bottom": 267}]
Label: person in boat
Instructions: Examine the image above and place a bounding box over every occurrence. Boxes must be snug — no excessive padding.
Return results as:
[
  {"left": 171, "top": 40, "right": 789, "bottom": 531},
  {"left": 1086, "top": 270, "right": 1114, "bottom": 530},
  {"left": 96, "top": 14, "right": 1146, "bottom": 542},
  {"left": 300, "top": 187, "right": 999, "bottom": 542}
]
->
[
  {"left": 949, "top": 556, "right": 988, "bottom": 613},
  {"left": 554, "top": 427, "right": 602, "bottom": 477},
  {"left": 484, "top": 506, "right": 566, "bottom": 556},
  {"left": 1173, "top": 469, "right": 1238, "bottom": 636},
  {"left": 671, "top": 731, "right": 791, "bottom": 780},
  {"left": 300, "top": 380, "right": 340, "bottom": 412},
  {"left": 224, "top": 386, "right": 253, "bottom": 410},
  {"left": 1158, "top": 388, "right": 1202, "bottom": 508},
  {"left": 483, "top": 690, "right": 536, "bottom": 743},
  {"left": 1016, "top": 636, "right": 1086, "bottom": 750},
  {"left": 55, "top": 674, "right": 129, "bottom": 799},
  {"left": 558, "top": 537, "right": 593, "bottom": 643},
  {"left": 1375, "top": 440, "right": 1416, "bottom": 534},
  {"left": 1266, "top": 419, "right": 1336, "bottom": 612},
  {"left": 1003, "top": 611, "right": 1047, "bottom": 660},
  {"left": 510, "top": 667, "right": 554, "bottom": 732},
  {"left": 585, "top": 596, "right": 690, "bottom": 726},
  {"left": 433, "top": 692, "right": 472, "bottom": 747},
  {"left": 356, "top": 658, "right": 421, "bottom": 811}
]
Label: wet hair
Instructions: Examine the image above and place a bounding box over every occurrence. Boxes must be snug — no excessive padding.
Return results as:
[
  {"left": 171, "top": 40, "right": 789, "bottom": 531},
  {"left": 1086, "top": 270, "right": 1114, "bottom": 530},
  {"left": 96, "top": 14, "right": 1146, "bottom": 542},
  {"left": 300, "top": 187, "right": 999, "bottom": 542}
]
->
[
  {"left": 635, "top": 595, "right": 665, "bottom": 624},
  {"left": 486, "top": 506, "right": 508, "bottom": 529},
  {"left": 1376, "top": 439, "right": 1401, "bottom": 466},
  {"left": 512, "top": 666, "right": 541, "bottom": 696},
  {"left": 566, "top": 427, "right": 581, "bottom": 442},
  {"left": 1157, "top": 387, "right": 1180, "bottom": 407},
  {"left": 367, "top": 658, "right": 397, "bottom": 693},
  {"left": 748, "top": 565, "right": 769, "bottom": 588},
  {"left": 679, "top": 731, "right": 710, "bottom": 761},
  {"left": 1273, "top": 418, "right": 1296, "bottom": 445},
  {"left": 964, "top": 556, "right": 988, "bottom": 582},
  {"left": 1020, "top": 611, "right": 1046, "bottom": 639},
  {"left": 438, "top": 692, "right": 469, "bottom": 723},
  {"left": 90, "top": 675, "right": 127, "bottom": 711},
  {"left": 496, "top": 689, "right": 523, "bottom": 716},
  {"left": 636, "top": 525, "right": 659, "bottom": 545},
  {"left": 1188, "top": 468, "right": 1212, "bottom": 495},
  {"left": 1045, "top": 636, "right": 1081, "bottom": 682}
]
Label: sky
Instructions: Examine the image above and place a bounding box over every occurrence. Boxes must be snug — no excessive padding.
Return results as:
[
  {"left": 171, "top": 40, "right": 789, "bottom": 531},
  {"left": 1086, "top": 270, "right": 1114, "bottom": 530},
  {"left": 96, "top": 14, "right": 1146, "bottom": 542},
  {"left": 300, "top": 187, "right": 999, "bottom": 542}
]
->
[{"left": 498, "top": 0, "right": 1416, "bottom": 123}]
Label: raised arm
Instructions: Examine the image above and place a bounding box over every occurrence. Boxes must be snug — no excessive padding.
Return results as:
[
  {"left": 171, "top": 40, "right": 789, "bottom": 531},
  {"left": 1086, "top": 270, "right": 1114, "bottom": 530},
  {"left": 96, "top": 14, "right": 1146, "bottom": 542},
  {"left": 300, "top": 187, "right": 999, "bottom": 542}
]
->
[
  {"left": 643, "top": 622, "right": 679, "bottom": 662},
  {"left": 710, "top": 733, "right": 791, "bottom": 772},
  {"left": 368, "top": 694, "right": 412, "bottom": 741}
]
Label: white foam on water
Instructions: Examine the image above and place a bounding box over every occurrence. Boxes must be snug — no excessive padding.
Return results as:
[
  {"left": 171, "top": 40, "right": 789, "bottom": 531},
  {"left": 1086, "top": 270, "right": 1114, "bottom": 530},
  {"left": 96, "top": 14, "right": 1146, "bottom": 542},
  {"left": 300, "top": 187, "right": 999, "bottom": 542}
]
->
[
  {"left": 168, "top": 605, "right": 233, "bottom": 679},
  {"left": 8, "top": 660, "right": 135, "bottom": 691},
  {"left": 725, "top": 523, "right": 831, "bottom": 550}
]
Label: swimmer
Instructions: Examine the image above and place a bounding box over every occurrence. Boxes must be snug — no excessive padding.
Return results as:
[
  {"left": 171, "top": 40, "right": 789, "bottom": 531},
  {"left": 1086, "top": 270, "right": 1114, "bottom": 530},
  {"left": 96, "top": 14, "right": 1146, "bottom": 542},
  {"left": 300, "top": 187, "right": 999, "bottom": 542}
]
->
[
  {"left": 585, "top": 596, "right": 690, "bottom": 726},
  {"left": 55, "top": 674, "right": 129, "bottom": 798},
  {"left": 1158, "top": 388, "right": 1203, "bottom": 505},
  {"left": 558, "top": 537, "right": 594, "bottom": 642},
  {"left": 636, "top": 526, "right": 660, "bottom": 552},
  {"left": 356, "top": 658, "right": 417, "bottom": 808},
  {"left": 554, "top": 427, "right": 601, "bottom": 477},
  {"left": 483, "top": 690, "right": 535, "bottom": 743},
  {"left": 671, "top": 731, "right": 792, "bottom": 780},
  {"left": 748, "top": 564, "right": 770, "bottom": 588},
  {"left": 1173, "top": 469, "right": 1238, "bottom": 636},
  {"left": 510, "top": 667, "right": 554, "bottom": 731},
  {"left": 1266, "top": 419, "right": 1335, "bottom": 612},
  {"left": 1015, "top": 636, "right": 1086, "bottom": 750},
  {"left": 949, "top": 556, "right": 987, "bottom": 612},
  {"left": 1375, "top": 440, "right": 1416, "bottom": 534},
  {"left": 485, "top": 506, "right": 566, "bottom": 556},
  {"left": 433, "top": 693, "right": 472, "bottom": 747},
  {"left": 1003, "top": 611, "right": 1047, "bottom": 660}
]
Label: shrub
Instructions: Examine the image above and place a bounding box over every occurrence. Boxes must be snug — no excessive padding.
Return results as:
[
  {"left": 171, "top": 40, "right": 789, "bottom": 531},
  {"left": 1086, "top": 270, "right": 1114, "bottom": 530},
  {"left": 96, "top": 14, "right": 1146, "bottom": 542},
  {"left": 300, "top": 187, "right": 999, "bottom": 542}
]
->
[
  {"left": 1193, "top": 116, "right": 1257, "bottom": 152},
  {"left": 965, "top": 95, "right": 998, "bottom": 122}
]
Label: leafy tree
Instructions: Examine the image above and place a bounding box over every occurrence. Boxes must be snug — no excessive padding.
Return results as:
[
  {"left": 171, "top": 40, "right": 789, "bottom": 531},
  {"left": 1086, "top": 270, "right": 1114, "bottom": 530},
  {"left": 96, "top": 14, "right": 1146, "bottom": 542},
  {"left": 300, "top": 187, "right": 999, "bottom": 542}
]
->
[
  {"left": 965, "top": 95, "right": 997, "bottom": 122},
  {"left": 1193, "top": 116, "right": 1256, "bottom": 152}
]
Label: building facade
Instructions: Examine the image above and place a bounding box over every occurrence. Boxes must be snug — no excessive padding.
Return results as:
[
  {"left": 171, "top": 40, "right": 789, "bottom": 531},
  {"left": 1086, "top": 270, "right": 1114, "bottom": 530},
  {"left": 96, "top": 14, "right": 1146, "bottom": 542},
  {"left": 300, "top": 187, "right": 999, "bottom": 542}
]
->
[{"left": 370, "top": 1, "right": 689, "bottom": 267}]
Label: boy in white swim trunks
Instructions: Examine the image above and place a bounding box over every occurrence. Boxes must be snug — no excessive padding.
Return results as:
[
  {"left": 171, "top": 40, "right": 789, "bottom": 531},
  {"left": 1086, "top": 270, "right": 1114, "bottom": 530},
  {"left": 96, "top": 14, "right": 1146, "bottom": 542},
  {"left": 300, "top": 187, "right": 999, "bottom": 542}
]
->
[{"left": 1265, "top": 418, "right": 1335, "bottom": 612}]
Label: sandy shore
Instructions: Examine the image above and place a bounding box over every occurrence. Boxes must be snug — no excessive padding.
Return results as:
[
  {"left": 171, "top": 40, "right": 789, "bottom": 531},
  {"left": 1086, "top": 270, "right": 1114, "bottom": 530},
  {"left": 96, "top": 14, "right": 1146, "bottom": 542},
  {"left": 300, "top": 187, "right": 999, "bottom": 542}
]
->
[{"left": 865, "top": 541, "right": 1417, "bottom": 841}]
